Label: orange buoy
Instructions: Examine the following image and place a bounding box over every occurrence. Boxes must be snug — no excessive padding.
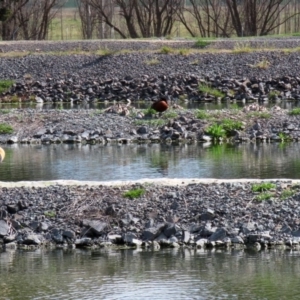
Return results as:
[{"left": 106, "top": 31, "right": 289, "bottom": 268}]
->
[{"left": 0, "top": 147, "right": 5, "bottom": 163}]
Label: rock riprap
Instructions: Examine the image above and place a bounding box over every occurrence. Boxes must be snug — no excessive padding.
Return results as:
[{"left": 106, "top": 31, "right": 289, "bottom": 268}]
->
[
  {"left": 0, "top": 107, "right": 300, "bottom": 144},
  {"left": 0, "top": 180, "right": 300, "bottom": 250},
  {"left": 1, "top": 39, "right": 300, "bottom": 103}
]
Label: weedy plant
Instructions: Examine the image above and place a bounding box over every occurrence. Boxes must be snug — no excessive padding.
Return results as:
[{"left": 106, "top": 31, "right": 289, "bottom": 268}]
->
[
  {"left": 0, "top": 123, "right": 13, "bottom": 134},
  {"left": 0, "top": 80, "right": 14, "bottom": 94},
  {"left": 252, "top": 59, "right": 270, "bottom": 69},
  {"left": 163, "top": 110, "right": 178, "bottom": 119},
  {"left": 232, "top": 42, "right": 253, "bottom": 54},
  {"left": 206, "top": 123, "right": 226, "bottom": 139},
  {"left": 195, "top": 110, "right": 210, "bottom": 120},
  {"left": 160, "top": 46, "right": 174, "bottom": 54},
  {"left": 268, "top": 90, "right": 280, "bottom": 100},
  {"left": 178, "top": 48, "right": 190, "bottom": 56},
  {"left": 280, "top": 189, "right": 295, "bottom": 200},
  {"left": 255, "top": 192, "right": 274, "bottom": 202},
  {"left": 221, "top": 119, "right": 243, "bottom": 133},
  {"left": 123, "top": 188, "right": 145, "bottom": 199},
  {"left": 194, "top": 39, "right": 211, "bottom": 48},
  {"left": 289, "top": 108, "right": 300, "bottom": 116},
  {"left": 199, "top": 84, "right": 225, "bottom": 98},
  {"left": 252, "top": 182, "right": 276, "bottom": 192}
]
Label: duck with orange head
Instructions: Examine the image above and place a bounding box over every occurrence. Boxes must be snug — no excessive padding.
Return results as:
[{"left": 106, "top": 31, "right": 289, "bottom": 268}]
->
[{"left": 151, "top": 93, "right": 169, "bottom": 114}]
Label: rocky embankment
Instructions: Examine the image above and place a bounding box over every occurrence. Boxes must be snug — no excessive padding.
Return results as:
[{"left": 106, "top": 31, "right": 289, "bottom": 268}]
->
[
  {"left": 1, "top": 39, "right": 300, "bottom": 103},
  {"left": 1, "top": 180, "right": 300, "bottom": 251},
  {"left": 0, "top": 106, "right": 299, "bottom": 144}
]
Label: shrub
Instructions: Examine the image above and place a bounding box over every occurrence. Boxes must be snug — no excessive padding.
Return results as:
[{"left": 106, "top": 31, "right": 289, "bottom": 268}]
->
[{"left": 194, "top": 39, "right": 211, "bottom": 48}]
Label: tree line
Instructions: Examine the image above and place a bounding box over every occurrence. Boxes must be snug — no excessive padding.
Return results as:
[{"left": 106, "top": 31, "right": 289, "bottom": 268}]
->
[{"left": 1, "top": 0, "right": 300, "bottom": 40}]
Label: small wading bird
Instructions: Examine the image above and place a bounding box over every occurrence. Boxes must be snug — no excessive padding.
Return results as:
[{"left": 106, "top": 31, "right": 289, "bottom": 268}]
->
[
  {"left": 151, "top": 94, "right": 169, "bottom": 114},
  {"left": 0, "top": 147, "right": 5, "bottom": 163}
]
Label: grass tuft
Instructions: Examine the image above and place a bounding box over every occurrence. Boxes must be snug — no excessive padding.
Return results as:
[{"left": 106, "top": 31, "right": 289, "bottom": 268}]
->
[
  {"left": 206, "top": 123, "right": 226, "bottom": 139},
  {"left": 123, "top": 188, "right": 145, "bottom": 199},
  {"left": 255, "top": 192, "right": 274, "bottom": 201},
  {"left": 160, "top": 46, "right": 174, "bottom": 54},
  {"left": 0, "top": 123, "right": 13, "bottom": 134},
  {"left": 0, "top": 80, "right": 14, "bottom": 94},
  {"left": 252, "top": 182, "right": 276, "bottom": 192},
  {"left": 199, "top": 84, "right": 225, "bottom": 98},
  {"left": 145, "top": 58, "right": 160, "bottom": 65},
  {"left": 289, "top": 108, "right": 300, "bottom": 116}
]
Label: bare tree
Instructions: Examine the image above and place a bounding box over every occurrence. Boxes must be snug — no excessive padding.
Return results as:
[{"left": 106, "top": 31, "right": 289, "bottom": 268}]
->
[
  {"left": 0, "top": 0, "right": 65, "bottom": 40},
  {"left": 17, "top": 0, "right": 65, "bottom": 40},
  {"left": 76, "top": 0, "right": 98, "bottom": 38},
  {"left": 82, "top": 0, "right": 183, "bottom": 39},
  {"left": 0, "top": 0, "right": 30, "bottom": 40},
  {"left": 178, "top": 0, "right": 232, "bottom": 37},
  {"left": 226, "top": 0, "right": 300, "bottom": 37}
]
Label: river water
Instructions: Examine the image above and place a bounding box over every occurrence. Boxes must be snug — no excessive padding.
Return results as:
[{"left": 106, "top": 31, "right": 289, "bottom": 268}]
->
[
  {"left": 1, "top": 104, "right": 300, "bottom": 299},
  {"left": 0, "top": 248, "right": 300, "bottom": 300},
  {"left": 0, "top": 142, "right": 300, "bottom": 181}
]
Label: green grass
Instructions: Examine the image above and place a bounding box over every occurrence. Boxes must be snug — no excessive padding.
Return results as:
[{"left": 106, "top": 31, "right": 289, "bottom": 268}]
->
[
  {"left": 44, "top": 210, "right": 56, "bottom": 218},
  {"left": 0, "top": 80, "right": 14, "bottom": 94},
  {"left": 160, "top": 46, "right": 174, "bottom": 54},
  {"left": 255, "top": 192, "right": 274, "bottom": 201},
  {"left": 268, "top": 90, "right": 280, "bottom": 100},
  {"left": 123, "top": 188, "right": 145, "bottom": 199},
  {"left": 178, "top": 48, "right": 190, "bottom": 55},
  {"left": 280, "top": 189, "right": 295, "bottom": 200},
  {"left": 163, "top": 110, "right": 178, "bottom": 119},
  {"left": 221, "top": 119, "right": 243, "bottom": 133},
  {"left": 199, "top": 84, "right": 225, "bottom": 98},
  {"left": 205, "top": 124, "right": 226, "bottom": 139},
  {"left": 278, "top": 132, "right": 291, "bottom": 142},
  {"left": 247, "top": 111, "right": 271, "bottom": 119},
  {"left": 0, "top": 123, "right": 13, "bottom": 134},
  {"left": 232, "top": 42, "right": 254, "bottom": 54},
  {"left": 195, "top": 110, "right": 210, "bottom": 119},
  {"left": 194, "top": 39, "right": 211, "bottom": 48},
  {"left": 143, "top": 108, "right": 157, "bottom": 116},
  {"left": 289, "top": 108, "right": 300, "bottom": 116},
  {"left": 0, "top": 109, "right": 10, "bottom": 114},
  {"left": 252, "top": 182, "right": 276, "bottom": 192}
]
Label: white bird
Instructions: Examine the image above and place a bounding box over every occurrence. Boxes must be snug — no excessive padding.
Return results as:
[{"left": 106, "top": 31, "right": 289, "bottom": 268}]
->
[{"left": 35, "top": 96, "right": 44, "bottom": 104}]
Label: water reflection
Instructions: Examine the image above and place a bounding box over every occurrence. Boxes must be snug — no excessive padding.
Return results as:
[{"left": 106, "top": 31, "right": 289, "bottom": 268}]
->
[
  {"left": 0, "top": 248, "right": 300, "bottom": 299},
  {"left": 0, "top": 142, "right": 300, "bottom": 181}
]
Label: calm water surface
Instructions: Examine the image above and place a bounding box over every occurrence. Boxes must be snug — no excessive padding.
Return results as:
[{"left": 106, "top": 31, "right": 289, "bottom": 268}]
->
[
  {"left": 0, "top": 248, "right": 300, "bottom": 300},
  {"left": 0, "top": 142, "right": 300, "bottom": 181}
]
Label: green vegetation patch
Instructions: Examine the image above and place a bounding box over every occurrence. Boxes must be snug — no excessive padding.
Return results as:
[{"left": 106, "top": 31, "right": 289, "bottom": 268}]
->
[
  {"left": 255, "top": 192, "right": 274, "bottom": 202},
  {"left": 159, "top": 46, "right": 174, "bottom": 54},
  {"left": 0, "top": 80, "right": 14, "bottom": 94},
  {"left": 195, "top": 110, "right": 209, "bottom": 120},
  {"left": 194, "top": 39, "right": 211, "bottom": 48},
  {"left": 123, "top": 188, "right": 145, "bottom": 199},
  {"left": 44, "top": 210, "right": 56, "bottom": 218},
  {"left": 206, "top": 123, "right": 226, "bottom": 139},
  {"left": 0, "top": 123, "right": 13, "bottom": 134},
  {"left": 289, "top": 108, "right": 300, "bottom": 116},
  {"left": 252, "top": 182, "right": 276, "bottom": 192},
  {"left": 199, "top": 84, "right": 225, "bottom": 98},
  {"left": 280, "top": 189, "right": 296, "bottom": 200}
]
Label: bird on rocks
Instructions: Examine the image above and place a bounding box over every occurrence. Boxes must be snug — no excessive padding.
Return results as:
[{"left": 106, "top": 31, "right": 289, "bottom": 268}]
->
[
  {"left": 0, "top": 147, "right": 5, "bottom": 163},
  {"left": 151, "top": 94, "right": 169, "bottom": 114}
]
